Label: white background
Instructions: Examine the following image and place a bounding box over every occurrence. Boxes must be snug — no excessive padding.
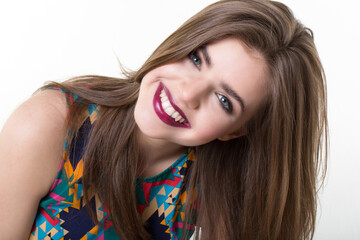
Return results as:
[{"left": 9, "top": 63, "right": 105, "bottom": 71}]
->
[{"left": 0, "top": 1, "right": 359, "bottom": 239}]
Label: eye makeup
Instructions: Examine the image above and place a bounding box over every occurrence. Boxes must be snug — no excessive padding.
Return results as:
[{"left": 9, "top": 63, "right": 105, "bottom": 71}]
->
[{"left": 216, "top": 93, "right": 233, "bottom": 114}]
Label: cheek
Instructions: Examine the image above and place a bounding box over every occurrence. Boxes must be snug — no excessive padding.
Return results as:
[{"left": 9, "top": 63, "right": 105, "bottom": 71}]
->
[{"left": 194, "top": 117, "right": 233, "bottom": 143}]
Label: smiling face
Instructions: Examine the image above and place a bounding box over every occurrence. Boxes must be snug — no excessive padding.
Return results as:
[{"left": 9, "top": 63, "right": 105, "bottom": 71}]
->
[{"left": 134, "top": 38, "right": 269, "bottom": 147}]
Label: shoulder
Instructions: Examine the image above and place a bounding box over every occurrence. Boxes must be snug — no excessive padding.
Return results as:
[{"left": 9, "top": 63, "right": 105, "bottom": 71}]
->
[
  {"left": 0, "top": 89, "right": 69, "bottom": 237},
  {"left": 6, "top": 88, "right": 68, "bottom": 130},
  {"left": 0, "top": 89, "right": 68, "bottom": 196}
]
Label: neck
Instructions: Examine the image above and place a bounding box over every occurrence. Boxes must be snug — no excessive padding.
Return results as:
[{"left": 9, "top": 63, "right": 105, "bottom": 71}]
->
[{"left": 135, "top": 127, "right": 187, "bottom": 178}]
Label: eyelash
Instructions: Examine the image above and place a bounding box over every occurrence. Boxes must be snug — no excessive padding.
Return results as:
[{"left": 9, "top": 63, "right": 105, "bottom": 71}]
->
[
  {"left": 216, "top": 93, "right": 233, "bottom": 114},
  {"left": 189, "top": 50, "right": 233, "bottom": 114},
  {"left": 189, "top": 51, "right": 201, "bottom": 69}
]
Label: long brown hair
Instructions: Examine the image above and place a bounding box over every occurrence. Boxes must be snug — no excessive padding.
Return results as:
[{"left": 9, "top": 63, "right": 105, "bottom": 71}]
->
[{"left": 42, "top": 0, "right": 327, "bottom": 239}]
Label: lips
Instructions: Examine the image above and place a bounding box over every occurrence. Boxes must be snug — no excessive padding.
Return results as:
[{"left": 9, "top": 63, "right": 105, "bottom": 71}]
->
[{"left": 153, "top": 83, "right": 190, "bottom": 128}]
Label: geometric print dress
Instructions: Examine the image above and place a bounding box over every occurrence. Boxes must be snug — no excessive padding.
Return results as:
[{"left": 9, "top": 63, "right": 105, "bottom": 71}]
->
[{"left": 29, "top": 89, "right": 197, "bottom": 240}]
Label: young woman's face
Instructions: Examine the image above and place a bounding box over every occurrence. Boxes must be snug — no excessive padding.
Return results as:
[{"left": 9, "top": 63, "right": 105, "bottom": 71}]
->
[{"left": 135, "top": 38, "right": 268, "bottom": 147}]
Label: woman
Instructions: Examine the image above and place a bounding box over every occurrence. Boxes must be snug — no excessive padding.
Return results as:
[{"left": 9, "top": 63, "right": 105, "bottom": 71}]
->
[{"left": 0, "top": 0, "right": 327, "bottom": 239}]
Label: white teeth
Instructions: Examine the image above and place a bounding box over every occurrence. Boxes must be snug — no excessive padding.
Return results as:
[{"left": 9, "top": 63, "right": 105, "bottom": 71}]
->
[
  {"left": 160, "top": 89, "right": 186, "bottom": 123},
  {"left": 162, "top": 100, "right": 171, "bottom": 109},
  {"left": 164, "top": 107, "right": 175, "bottom": 115},
  {"left": 171, "top": 112, "right": 179, "bottom": 119}
]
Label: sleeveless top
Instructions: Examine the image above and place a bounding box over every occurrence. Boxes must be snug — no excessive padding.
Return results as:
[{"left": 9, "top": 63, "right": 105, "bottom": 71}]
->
[{"left": 29, "top": 89, "right": 197, "bottom": 240}]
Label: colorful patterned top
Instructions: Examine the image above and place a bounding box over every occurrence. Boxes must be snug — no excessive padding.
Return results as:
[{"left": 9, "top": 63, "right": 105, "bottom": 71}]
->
[{"left": 29, "top": 90, "right": 197, "bottom": 240}]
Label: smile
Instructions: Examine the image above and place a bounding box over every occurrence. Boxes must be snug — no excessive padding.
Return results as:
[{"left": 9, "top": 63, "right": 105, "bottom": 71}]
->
[{"left": 153, "top": 83, "right": 190, "bottom": 128}]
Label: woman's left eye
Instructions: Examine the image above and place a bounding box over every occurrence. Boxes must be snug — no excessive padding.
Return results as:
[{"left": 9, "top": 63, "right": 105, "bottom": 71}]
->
[
  {"left": 216, "top": 94, "right": 233, "bottom": 114},
  {"left": 189, "top": 51, "right": 201, "bottom": 69}
]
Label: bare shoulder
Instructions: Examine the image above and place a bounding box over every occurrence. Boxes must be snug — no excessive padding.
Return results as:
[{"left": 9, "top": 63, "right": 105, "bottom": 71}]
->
[
  {"left": 0, "top": 89, "right": 68, "bottom": 237},
  {"left": 0, "top": 89, "right": 68, "bottom": 193}
]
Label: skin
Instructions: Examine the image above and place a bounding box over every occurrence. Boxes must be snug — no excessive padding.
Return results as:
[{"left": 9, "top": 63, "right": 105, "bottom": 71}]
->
[
  {"left": 0, "top": 38, "right": 269, "bottom": 236},
  {"left": 0, "top": 90, "right": 68, "bottom": 239},
  {"left": 135, "top": 38, "right": 269, "bottom": 176}
]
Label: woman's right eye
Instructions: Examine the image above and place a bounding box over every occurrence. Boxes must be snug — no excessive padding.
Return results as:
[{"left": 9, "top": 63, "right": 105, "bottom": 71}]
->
[{"left": 189, "top": 51, "right": 202, "bottom": 69}]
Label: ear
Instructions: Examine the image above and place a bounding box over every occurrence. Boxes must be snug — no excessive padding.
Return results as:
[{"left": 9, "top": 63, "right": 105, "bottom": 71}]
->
[{"left": 217, "top": 128, "right": 246, "bottom": 141}]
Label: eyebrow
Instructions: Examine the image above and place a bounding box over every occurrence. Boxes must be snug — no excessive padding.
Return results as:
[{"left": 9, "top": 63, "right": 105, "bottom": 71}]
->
[
  {"left": 200, "top": 46, "right": 211, "bottom": 67},
  {"left": 200, "top": 45, "right": 246, "bottom": 112},
  {"left": 221, "top": 83, "right": 246, "bottom": 112}
]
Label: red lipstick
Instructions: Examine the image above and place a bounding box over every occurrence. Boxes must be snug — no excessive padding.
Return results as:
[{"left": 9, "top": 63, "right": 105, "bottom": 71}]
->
[{"left": 153, "top": 83, "right": 190, "bottom": 128}]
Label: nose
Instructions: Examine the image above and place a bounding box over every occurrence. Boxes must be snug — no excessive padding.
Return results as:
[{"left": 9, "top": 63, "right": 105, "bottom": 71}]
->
[{"left": 177, "top": 77, "right": 212, "bottom": 109}]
